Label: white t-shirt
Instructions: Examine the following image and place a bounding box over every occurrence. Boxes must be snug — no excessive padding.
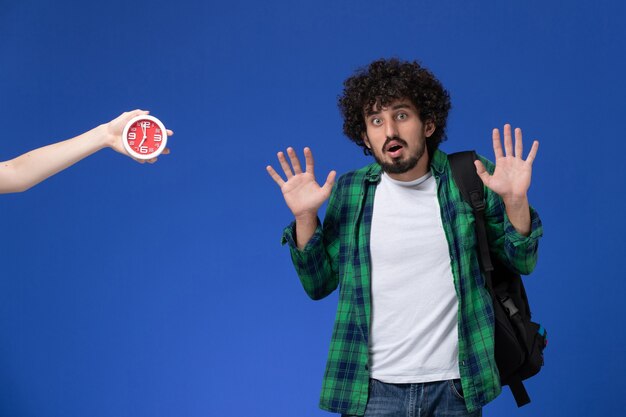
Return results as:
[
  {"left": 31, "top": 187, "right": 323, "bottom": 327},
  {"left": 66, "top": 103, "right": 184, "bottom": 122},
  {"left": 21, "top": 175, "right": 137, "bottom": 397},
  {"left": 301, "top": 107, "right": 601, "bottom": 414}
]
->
[{"left": 369, "top": 171, "right": 460, "bottom": 383}]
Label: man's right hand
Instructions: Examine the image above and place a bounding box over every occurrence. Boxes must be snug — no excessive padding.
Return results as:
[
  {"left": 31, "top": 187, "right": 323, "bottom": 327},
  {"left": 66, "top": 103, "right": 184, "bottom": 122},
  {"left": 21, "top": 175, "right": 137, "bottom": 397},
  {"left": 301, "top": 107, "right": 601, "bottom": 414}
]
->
[{"left": 267, "top": 147, "right": 336, "bottom": 249}]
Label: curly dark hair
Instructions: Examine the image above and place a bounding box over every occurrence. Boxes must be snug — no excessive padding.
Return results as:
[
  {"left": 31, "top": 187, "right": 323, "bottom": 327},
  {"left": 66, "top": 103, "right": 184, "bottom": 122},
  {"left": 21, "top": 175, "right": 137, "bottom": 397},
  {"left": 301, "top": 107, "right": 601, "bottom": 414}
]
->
[{"left": 338, "top": 58, "right": 452, "bottom": 156}]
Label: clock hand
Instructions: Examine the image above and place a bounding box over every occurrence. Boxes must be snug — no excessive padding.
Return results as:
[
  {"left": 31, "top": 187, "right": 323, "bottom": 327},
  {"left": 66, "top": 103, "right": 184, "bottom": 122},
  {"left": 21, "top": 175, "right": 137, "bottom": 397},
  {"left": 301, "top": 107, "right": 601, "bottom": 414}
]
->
[{"left": 138, "top": 122, "right": 148, "bottom": 147}]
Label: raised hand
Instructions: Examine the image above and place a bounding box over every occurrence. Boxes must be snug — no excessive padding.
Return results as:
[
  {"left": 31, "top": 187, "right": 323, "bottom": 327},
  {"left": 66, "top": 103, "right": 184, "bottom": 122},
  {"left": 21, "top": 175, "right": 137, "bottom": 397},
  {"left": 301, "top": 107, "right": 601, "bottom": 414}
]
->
[
  {"left": 474, "top": 124, "right": 539, "bottom": 236},
  {"left": 474, "top": 124, "right": 539, "bottom": 204},
  {"left": 267, "top": 147, "right": 336, "bottom": 220}
]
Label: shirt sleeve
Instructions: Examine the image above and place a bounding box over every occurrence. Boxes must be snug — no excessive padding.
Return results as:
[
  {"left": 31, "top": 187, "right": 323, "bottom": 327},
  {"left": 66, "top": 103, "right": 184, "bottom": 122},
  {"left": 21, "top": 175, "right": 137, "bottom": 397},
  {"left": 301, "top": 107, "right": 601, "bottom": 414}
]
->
[
  {"left": 280, "top": 180, "right": 342, "bottom": 300},
  {"left": 478, "top": 155, "right": 543, "bottom": 275}
]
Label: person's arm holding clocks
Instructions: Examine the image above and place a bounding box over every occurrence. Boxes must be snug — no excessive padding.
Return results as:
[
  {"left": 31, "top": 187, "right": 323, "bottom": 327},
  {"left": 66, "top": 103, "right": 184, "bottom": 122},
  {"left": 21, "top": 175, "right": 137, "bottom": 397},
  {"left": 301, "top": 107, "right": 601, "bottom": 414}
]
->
[{"left": 0, "top": 109, "right": 173, "bottom": 194}]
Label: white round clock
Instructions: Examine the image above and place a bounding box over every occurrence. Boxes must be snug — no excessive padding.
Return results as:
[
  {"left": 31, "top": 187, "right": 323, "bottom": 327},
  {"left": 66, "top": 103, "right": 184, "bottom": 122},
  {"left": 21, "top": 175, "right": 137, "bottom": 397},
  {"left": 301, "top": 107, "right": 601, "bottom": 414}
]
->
[{"left": 122, "top": 115, "right": 168, "bottom": 160}]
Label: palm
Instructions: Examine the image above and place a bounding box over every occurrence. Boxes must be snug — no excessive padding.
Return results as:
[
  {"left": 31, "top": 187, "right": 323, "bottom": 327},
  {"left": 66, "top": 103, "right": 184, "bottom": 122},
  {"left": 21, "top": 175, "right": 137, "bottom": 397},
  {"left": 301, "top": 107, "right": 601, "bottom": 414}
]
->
[
  {"left": 267, "top": 147, "right": 336, "bottom": 219},
  {"left": 281, "top": 172, "right": 330, "bottom": 217},
  {"left": 475, "top": 125, "right": 539, "bottom": 201},
  {"left": 484, "top": 155, "right": 533, "bottom": 199}
]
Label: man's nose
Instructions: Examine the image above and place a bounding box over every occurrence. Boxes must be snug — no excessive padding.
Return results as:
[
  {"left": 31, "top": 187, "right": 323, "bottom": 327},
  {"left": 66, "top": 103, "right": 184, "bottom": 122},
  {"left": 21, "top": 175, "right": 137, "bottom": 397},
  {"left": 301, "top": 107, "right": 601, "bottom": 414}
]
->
[{"left": 385, "top": 119, "right": 399, "bottom": 138}]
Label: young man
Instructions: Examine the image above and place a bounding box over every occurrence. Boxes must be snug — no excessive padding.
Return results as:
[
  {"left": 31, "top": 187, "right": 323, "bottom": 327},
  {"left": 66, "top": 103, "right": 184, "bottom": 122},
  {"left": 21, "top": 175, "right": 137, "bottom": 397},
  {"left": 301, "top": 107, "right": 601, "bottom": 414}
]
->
[
  {"left": 0, "top": 109, "right": 172, "bottom": 194},
  {"left": 267, "top": 58, "right": 542, "bottom": 416}
]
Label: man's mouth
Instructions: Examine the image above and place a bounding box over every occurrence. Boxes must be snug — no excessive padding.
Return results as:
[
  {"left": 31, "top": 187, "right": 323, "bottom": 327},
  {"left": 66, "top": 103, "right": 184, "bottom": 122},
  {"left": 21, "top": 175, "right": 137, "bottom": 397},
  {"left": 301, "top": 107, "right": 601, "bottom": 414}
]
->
[{"left": 383, "top": 138, "right": 407, "bottom": 158}]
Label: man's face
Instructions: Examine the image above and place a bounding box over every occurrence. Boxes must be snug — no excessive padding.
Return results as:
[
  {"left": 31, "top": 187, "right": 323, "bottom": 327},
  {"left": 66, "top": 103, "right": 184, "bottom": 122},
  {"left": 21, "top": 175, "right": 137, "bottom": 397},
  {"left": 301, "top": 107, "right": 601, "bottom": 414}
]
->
[{"left": 362, "top": 99, "right": 435, "bottom": 181}]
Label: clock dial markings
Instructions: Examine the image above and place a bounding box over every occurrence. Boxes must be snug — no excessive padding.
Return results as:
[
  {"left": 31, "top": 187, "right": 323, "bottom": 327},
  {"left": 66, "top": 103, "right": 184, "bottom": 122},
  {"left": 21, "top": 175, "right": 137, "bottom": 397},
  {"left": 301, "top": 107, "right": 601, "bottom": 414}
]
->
[{"left": 122, "top": 116, "right": 168, "bottom": 160}]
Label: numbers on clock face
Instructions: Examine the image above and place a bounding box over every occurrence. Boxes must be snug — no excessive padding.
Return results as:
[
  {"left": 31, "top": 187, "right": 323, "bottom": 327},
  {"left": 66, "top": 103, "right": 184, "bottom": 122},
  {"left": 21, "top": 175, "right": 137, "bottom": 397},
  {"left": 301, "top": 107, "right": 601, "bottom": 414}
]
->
[
  {"left": 125, "top": 120, "right": 164, "bottom": 155},
  {"left": 121, "top": 115, "right": 168, "bottom": 160}
]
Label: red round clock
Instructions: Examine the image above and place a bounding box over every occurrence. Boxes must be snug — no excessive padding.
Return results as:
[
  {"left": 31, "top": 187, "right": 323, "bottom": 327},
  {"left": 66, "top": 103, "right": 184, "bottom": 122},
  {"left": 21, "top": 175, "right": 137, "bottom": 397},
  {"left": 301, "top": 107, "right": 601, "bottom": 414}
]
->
[{"left": 122, "top": 115, "right": 168, "bottom": 160}]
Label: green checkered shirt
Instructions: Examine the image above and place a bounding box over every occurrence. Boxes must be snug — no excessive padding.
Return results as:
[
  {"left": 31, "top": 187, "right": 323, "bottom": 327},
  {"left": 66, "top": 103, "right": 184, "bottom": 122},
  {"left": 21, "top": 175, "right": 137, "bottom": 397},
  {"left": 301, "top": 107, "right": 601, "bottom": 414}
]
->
[{"left": 281, "top": 149, "right": 542, "bottom": 415}]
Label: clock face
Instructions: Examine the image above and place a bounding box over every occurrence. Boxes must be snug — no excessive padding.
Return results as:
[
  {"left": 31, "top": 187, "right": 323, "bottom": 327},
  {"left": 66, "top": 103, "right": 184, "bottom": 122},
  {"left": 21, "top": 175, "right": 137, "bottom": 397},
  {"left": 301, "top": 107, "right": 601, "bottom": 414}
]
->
[{"left": 122, "top": 115, "right": 168, "bottom": 160}]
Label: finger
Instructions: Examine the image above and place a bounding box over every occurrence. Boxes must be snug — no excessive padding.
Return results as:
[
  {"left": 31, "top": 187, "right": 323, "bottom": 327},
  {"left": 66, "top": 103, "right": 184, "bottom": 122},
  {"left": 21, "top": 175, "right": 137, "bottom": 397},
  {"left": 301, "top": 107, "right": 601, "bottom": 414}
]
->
[
  {"left": 304, "top": 147, "right": 315, "bottom": 174},
  {"left": 474, "top": 160, "right": 490, "bottom": 185},
  {"left": 266, "top": 165, "right": 285, "bottom": 187},
  {"left": 130, "top": 109, "right": 149, "bottom": 117},
  {"left": 515, "top": 127, "right": 523, "bottom": 158},
  {"left": 321, "top": 170, "right": 336, "bottom": 194},
  {"left": 124, "top": 109, "right": 148, "bottom": 122},
  {"left": 526, "top": 140, "right": 539, "bottom": 164},
  {"left": 287, "top": 147, "right": 303, "bottom": 174},
  {"left": 147, "top": 157, "right": 157, "bottom": 164},
  {"left": 161, "top": 148, "right": 171, "bottom": 155},
  {"left": 492, "top": 128, "right": 504, "bottom": 159},
  {"left": 166, "top": 129, "right": 174, "bottom": 136},
  {"left": 277, "top": 151, "right": 293, "bottom": 178},
  {"left": 503, "top": 124, "right": 513, "bottom": 156}
]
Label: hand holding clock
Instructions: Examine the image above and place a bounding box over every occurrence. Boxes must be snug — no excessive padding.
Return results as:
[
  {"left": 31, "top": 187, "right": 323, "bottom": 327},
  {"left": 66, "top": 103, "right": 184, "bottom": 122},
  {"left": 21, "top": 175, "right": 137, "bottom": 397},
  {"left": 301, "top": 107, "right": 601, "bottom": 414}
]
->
[
  {"left": 0, "top": 109, "right": 174, "bottom": 194},
  {"left": 107, "top": 109, "right": 173, "bottom": 164}
]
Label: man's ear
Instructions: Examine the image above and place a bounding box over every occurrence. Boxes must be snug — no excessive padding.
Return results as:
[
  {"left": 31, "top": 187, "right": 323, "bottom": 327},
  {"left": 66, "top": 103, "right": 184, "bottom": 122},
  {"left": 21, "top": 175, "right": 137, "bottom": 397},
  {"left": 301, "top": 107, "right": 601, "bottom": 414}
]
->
[{"left": 425, "top": 120, "right": 436, "bottom": 138}]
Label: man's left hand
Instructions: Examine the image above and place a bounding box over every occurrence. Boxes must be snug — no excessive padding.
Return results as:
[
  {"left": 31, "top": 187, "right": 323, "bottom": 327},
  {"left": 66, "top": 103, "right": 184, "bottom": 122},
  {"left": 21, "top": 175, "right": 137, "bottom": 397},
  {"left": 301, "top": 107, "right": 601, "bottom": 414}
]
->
[{"left": 474, "top": 124, "right": 539, "bottom": 206}]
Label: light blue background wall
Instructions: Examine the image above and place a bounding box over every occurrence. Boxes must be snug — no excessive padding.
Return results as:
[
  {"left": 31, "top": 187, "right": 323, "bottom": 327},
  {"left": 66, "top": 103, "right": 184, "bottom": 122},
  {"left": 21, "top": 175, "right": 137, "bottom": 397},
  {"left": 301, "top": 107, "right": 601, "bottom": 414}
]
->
[{"left": 1, "top": 1, "right": 624, "bottom": 416}]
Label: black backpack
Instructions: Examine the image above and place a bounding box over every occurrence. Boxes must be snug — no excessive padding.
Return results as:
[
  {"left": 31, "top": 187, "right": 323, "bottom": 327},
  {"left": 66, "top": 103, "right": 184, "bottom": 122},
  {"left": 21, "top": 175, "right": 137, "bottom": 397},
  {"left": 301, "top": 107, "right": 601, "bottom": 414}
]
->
[{"left": 449, "top": 151, "right": 548, "bottom": 407}]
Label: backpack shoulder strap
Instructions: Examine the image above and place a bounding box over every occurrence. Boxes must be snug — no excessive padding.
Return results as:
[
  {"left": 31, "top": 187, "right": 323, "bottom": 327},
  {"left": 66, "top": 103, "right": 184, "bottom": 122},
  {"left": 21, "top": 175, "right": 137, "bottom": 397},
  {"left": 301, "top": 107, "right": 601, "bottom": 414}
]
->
[
  {"left": 448, "top": 151, "right": 493, "bottom": 275},
  {"left": 448, "top": 151, "right": 483, "bottom": 209}
]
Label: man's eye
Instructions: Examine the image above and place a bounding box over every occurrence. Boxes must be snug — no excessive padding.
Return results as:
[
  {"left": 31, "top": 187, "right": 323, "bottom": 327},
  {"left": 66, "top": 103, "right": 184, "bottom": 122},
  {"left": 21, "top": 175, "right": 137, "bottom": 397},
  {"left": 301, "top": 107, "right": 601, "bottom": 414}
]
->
[
  {"left": 397, "top": 113, "right": 407, "bottom": 120},
  {"left": 372, "top": 118, "right": 382, "bottom": 126}
]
